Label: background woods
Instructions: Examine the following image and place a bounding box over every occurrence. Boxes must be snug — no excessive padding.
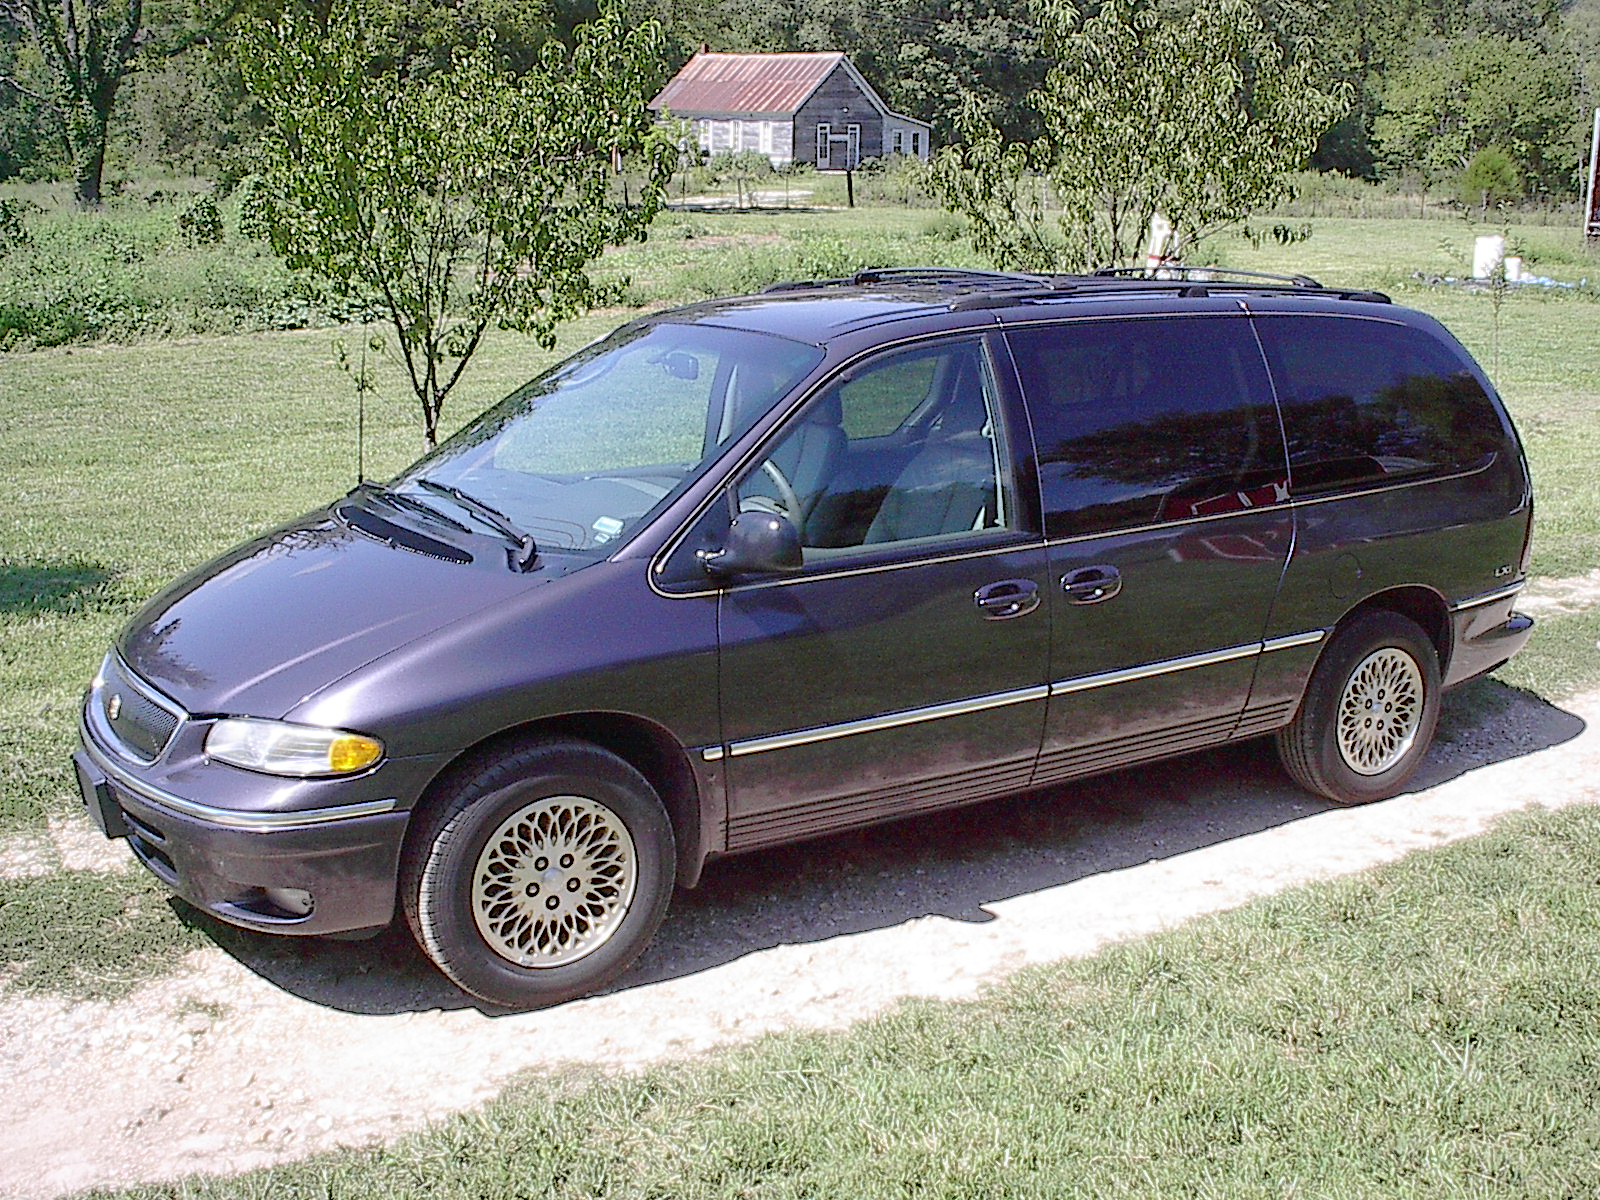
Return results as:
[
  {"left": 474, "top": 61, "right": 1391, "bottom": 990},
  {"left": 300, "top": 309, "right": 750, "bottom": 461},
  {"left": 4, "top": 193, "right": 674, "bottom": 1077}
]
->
[{"left": 2, "top": 0, "right": 1595, "bottom": 203}]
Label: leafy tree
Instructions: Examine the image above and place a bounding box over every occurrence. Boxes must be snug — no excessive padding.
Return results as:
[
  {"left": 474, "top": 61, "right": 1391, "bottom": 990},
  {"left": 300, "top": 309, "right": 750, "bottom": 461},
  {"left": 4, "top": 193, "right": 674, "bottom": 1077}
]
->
[
  {"left": 0, "top": 0, "right": 146, "bottom": 204},
  {"left": 0, "top": 0, "right": 250, "bottom": 204},
  {"left": 0, "top": 22, "right": 57, "bottom": 179},
  {"left": 322, "top": 0, "right": 556, "bottom": 76},
  {"left": 240, "top": 1, "right": 674, "bottom": 451},
  {"left": 1457, "top": 144, "right": 1520, "bottom": 212},
  {"left": 703, "top": 150, "right": 772, "bottom": 208},
  {"left": 929, "top": 0, "right": 1348, "bottom": 272},
  {"left": 882, "top": 0, "right": 1048, "bottom": 144},
  {"left": 1373, "top": 33, "right": 1580, "bottom": 197},
  {"left": 1255, "top": 0, "right": 1563, "bottom": 176},
  {"left": 119, "top": 44, "right": 234, "bottom": 175}
]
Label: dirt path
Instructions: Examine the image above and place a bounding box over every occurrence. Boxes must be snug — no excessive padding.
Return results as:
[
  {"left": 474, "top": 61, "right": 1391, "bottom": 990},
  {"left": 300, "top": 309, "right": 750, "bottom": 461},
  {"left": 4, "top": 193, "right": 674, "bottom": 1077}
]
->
[{"left": 3, "top": 681, "right": 1596, "bottom": 1198}]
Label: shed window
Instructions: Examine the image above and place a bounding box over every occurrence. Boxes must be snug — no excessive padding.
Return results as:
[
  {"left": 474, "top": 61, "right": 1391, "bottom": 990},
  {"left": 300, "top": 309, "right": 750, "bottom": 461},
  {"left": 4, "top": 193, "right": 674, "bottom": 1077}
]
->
[
  {"left": 911, "top": 131, "right": 922, "bottom": 157},
  {"left": 892, "top": 130, "right": 904, "bottom": 155},
  {"left": 816, "top": 123, "right": 830, "bottom": 165}
]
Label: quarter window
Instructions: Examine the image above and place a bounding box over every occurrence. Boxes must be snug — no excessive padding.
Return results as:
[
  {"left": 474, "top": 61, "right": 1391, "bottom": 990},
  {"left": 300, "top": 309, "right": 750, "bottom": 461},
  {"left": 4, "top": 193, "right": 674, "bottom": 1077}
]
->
[
  {"left": 1006, "top": 317, "right": 1286, "bottom": 539},
  {"left": 737, "top": 339, "right": 1015, "bottom": 555},
  {"left": 1253, "top": 317, "right": 1507, "bottom": 498}
]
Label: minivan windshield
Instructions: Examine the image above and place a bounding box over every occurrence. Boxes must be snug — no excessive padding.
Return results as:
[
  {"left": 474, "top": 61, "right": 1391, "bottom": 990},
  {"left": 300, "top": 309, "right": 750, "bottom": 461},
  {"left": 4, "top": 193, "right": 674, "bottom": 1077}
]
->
[{"left": 390, "top": 323, "right": 823, "bottom": 555}]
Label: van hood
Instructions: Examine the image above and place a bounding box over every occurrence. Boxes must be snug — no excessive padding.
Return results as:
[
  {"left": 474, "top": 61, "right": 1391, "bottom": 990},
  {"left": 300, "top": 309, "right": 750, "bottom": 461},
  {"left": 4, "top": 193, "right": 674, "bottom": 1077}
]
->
[{"left": 116, "top": 504, "right": 561, "bottom": 719}]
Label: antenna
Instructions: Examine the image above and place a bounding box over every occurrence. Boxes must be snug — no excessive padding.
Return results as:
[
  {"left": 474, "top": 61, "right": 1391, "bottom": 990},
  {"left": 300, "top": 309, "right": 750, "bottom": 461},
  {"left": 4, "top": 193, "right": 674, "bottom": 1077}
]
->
[{"left": 357, "top": 340, "right": 367, "bottom": 485}]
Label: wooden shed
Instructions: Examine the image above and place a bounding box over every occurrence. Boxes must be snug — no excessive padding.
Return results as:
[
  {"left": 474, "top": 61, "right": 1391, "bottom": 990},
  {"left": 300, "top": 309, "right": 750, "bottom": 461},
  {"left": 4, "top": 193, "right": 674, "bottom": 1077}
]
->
[{"left": 650, "top": 51, "right": 933, "bottom": 170}]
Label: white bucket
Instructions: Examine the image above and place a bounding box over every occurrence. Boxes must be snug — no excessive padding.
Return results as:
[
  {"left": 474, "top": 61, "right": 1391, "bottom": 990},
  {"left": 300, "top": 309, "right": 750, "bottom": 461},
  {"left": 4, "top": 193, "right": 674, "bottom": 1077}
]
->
[{"left": 1473, "top": 235, "right": 1506, "bottom": 279}]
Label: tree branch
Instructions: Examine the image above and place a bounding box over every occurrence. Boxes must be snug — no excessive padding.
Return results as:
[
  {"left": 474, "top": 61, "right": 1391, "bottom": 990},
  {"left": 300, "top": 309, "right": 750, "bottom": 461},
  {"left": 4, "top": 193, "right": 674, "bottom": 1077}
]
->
[{"left": 0, "top": 72, "right": 59, "bottom": 111}]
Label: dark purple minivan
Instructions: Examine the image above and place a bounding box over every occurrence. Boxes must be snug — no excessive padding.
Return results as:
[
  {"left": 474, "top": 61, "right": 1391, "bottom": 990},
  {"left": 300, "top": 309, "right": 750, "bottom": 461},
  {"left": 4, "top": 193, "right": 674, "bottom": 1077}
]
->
[{"left": 75, "top": 269, "right": 1534, "bottom": 1007}]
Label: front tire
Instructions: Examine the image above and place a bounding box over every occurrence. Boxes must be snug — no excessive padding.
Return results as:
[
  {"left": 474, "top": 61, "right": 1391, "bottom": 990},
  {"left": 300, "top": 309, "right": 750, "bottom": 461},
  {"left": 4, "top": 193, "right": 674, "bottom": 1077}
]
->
[
  {"left": 401, "top": 739, "right": 675, "bottom": 1008},
  {"left": 1276, "top": 611, "right": 1441, "bottom": 805}
]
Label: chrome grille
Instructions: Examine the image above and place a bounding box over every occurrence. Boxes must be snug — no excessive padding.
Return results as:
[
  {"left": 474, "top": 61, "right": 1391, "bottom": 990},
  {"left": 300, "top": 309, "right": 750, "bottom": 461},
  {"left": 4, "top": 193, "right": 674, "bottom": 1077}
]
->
[{"left": 98, "top": 655, "right": 184, "bottom": 762}]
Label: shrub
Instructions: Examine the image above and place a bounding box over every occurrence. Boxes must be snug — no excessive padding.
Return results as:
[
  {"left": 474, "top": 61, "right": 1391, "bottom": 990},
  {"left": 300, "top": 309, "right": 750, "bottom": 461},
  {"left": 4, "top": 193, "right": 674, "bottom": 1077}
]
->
[
  {"left": 234, "top": 175, "right": 272, "bottom": 242},
  {"left": 0, "top": 197, "right": 31, "bottom": 252},
  {"left": 176, "top": 192, "right": 224, "bottom": 246},
  {"left": 1458, "top": 146, "right": 1521, "bottom": 213}
]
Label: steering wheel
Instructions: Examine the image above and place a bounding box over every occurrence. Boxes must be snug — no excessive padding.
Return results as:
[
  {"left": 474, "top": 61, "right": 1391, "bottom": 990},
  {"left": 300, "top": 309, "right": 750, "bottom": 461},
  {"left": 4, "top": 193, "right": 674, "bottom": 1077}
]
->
[{"left": 740, "top": 459, "right": 802, "bottom": 523}]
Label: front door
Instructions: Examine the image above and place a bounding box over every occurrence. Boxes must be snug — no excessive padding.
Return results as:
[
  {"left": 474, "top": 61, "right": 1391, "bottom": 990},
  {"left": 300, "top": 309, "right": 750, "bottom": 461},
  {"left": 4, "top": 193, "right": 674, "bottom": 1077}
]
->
[
  {"left": 1001, "top": 314, "right": 1294, "bottom": 787},
  {"left": 716, "top": 334, "right": 1050, "bottom": 850}
]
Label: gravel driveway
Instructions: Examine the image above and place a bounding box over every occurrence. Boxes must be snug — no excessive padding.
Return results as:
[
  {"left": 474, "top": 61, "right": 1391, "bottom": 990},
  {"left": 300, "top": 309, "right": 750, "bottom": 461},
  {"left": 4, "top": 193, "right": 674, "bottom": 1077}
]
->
[{"left": 3, "top": 679, "right": 1595, "bottom": 1198}]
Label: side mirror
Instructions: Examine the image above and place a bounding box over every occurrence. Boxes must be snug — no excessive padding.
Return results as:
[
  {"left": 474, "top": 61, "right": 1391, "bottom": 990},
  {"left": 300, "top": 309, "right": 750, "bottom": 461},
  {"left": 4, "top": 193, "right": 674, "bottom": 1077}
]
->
[{"left": 700, "top": 513, "right": 803, "bottom": 578}]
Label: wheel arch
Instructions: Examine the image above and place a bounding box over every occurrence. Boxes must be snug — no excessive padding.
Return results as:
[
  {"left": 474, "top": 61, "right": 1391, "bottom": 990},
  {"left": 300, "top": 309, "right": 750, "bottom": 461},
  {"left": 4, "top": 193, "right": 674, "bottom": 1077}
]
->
[
  {"left": 1336, "top": 585, "right": 1452, "bottom": 674},
  {"left": 408, "top": 712, "right": 710, "bottom": 889}
]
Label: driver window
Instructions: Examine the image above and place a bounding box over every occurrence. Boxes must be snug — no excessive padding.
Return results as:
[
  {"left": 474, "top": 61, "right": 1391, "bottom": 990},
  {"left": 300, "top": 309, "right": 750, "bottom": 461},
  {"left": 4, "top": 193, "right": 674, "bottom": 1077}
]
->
[{"left": 736, "top": 339, "right": 1015, "bottom": 556}]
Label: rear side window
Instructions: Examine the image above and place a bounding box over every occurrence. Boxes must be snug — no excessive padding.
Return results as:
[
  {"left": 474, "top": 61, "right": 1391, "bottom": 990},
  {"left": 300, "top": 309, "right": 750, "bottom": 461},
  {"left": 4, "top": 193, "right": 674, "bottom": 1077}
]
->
[
  {"left": 1006, "top": 316, "right": 1286, "bottom": 539},
  {"left": 1253, "top": 316, "right": 1506, "bottom": 498}
]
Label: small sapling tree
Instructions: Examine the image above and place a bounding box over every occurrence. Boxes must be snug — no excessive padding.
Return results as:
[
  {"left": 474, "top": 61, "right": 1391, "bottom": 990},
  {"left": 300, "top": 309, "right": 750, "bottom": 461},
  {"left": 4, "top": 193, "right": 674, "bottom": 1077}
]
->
[
  {"left": 929, "top": 0, "right": 1349, "bottom": 272},
  {"left": 241, "top": 1, "right": 675, "bottom": 451}
]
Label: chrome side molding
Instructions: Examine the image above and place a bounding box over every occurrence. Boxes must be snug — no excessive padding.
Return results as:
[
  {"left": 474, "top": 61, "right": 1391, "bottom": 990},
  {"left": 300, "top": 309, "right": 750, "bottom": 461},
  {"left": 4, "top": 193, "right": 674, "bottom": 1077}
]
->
[{"left": 703, "top": 630, "right": 1327, "bottom": 762}]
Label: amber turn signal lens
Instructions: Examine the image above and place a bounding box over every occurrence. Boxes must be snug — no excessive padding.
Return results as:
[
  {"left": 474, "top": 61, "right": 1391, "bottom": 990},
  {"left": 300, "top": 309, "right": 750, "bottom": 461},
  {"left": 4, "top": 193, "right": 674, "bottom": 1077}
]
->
[{"left": 328, "top": 735, "right": 383, "bottom": 774}]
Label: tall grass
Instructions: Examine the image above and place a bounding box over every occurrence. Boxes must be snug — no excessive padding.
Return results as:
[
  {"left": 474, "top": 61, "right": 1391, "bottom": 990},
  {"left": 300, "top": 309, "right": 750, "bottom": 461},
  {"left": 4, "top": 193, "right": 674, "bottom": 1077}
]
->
[{"left": 0, "top": 186, "right": 367, "bottom": 349}]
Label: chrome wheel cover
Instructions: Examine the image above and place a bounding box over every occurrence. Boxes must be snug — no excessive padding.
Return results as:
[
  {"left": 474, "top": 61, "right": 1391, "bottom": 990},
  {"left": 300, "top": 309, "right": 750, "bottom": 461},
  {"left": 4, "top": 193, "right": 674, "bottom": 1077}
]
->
[
  {"left": 1336, "top": 647, "right": 1425, "bottom": 776},
  {"left": 471, "top": 795, "right": 637, "bottom": 968}
]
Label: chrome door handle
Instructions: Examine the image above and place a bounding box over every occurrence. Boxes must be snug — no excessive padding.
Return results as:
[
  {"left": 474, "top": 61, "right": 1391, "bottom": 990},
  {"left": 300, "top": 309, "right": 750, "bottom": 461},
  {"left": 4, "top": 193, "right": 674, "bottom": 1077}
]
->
[
  {"left": 1062, "top": 565, "right": 1122, "bottom": 605},
  {"left": 973, "top": 579, "right": 1041, "bottom": 620}
]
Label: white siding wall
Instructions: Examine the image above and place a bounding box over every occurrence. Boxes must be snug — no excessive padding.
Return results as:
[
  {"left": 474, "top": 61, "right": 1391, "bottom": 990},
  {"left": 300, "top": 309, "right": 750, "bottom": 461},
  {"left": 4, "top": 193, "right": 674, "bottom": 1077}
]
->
[
  {"left": 882, "top": 116, "right": 931, "bottom": 162},
  {"left": 693, "top": 118, "right": 794, "bottom": 167}
]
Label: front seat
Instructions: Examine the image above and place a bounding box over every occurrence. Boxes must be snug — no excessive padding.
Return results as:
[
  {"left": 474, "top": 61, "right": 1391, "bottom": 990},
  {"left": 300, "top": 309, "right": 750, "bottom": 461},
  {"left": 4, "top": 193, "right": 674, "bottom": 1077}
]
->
[
  {"left": 759, "top": 390, "right": 847, "bottom": 539},
  {"left": 864, "top": 366, "right": 998, "bottom": 544}
]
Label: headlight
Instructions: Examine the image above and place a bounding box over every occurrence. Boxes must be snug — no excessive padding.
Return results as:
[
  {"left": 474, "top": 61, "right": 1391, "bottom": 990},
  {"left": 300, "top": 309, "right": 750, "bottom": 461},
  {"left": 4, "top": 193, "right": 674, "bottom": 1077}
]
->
[{"left": 205, "top": 718, "right": 383, "bottom": 777}]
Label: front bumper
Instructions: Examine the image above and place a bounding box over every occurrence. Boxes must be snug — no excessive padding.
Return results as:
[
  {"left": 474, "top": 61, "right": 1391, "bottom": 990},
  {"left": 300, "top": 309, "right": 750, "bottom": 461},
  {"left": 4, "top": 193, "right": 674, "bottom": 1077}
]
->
[{"left": 76, "top": 706, "right": 439, "bottom": 936}]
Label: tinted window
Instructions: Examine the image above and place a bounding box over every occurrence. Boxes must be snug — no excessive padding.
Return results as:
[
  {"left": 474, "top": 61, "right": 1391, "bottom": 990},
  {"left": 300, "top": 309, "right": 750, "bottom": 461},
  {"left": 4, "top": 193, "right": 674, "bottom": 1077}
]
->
[
  {"left": 1007, "top": 317, "right": 1286, "bottom": 539},
  {"left": 1254, "top": 316, "right": 1506, "bottom": 498}
]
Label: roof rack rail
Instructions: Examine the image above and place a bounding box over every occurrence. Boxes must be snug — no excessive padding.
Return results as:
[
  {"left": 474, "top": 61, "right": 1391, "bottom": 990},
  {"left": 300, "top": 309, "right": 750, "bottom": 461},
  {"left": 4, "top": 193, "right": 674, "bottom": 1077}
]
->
[
  {"left": 946, "top": 273, "right": 1391, "bottom": 311},
  {"left": 1091, "top": 265, "right": 1324, "bottom": 288},
  {"left": 851, "top": 267, "right": 1051, "bottom": 286},
  {"left": 762, "top": 267, "right": 1048, "bottom": 294},
  {"left": 757, "top": 265, "right": 1391, "bottom": 308}
]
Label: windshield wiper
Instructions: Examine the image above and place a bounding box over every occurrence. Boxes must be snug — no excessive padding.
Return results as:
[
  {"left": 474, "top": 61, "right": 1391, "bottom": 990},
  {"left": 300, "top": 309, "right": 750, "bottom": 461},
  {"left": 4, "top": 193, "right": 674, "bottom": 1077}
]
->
[
  {"left": 353, "top": 482, "right": 473, "bottom": 535},
  {"left": 418, "top": 478, "right": 539, "bottom": 570}
]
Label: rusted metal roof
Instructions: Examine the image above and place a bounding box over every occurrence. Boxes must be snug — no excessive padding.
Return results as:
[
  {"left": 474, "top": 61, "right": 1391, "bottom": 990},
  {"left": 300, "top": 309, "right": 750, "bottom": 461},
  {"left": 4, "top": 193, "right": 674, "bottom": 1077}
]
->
[{"left": 651, "top": 52, "right": 845, "bottom": 117}]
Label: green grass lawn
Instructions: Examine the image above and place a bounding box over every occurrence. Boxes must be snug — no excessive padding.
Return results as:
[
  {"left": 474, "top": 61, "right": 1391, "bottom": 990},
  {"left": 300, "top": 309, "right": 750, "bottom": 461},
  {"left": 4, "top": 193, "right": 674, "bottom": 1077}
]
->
[{"left": 90, "top": 804, "right": 1600, "bottom": 1199}]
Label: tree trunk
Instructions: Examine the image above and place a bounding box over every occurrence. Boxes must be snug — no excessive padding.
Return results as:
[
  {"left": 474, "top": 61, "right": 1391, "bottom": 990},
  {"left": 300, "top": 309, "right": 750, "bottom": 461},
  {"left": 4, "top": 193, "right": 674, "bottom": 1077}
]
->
[
  {"left": 71, "top": 124, "right": 109, "bottom": 208},
  {"left": 423, "top": 395, "right": 441, "bottom": 452},
  {"left": 16, "top": 0, "right": 145, "bottom": 209}
]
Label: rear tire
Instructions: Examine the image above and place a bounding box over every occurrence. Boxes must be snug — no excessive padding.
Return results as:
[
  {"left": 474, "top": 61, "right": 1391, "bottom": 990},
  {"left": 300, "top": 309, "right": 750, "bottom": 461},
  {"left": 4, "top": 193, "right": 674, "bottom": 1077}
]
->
[
  {"left": 401, "top": 739, "right": 675, "bottom": 1008},
  {"left": 1276, "top": 611, "right": 1441, "bottom": 806}
]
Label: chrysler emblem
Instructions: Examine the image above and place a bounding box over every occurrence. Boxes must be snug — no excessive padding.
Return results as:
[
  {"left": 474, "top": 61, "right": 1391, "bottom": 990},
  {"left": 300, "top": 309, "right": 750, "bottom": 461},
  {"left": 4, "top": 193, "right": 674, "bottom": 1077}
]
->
[{"left": 107, "top": 693, "right": 123, "bottom": 720}]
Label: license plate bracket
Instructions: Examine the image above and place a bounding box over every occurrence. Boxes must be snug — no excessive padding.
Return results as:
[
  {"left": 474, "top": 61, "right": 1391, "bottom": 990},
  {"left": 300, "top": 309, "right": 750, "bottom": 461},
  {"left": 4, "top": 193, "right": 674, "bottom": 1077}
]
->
[{"left": 74, "top": 751, "right": 129, "bottom": 839}]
